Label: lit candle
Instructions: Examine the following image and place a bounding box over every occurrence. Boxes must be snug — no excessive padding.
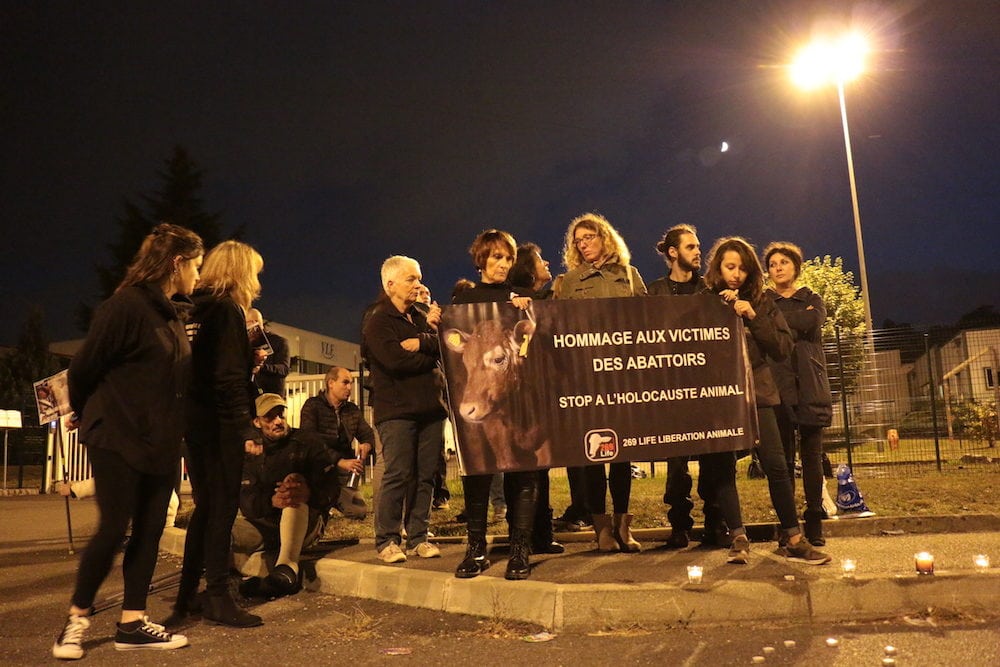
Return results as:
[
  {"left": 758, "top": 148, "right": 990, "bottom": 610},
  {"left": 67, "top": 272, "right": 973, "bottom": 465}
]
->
[
  {"left": 915, "top": 551, "right": 934, "bottom": 575},
  {"left": 884, "top": 645, "right": 897, "bottom": 656},
  {"left": 974, "top": 554, "right": 990, "bottom": 572},
  {"left": 751, "top": 657, "right": 765, "bottom": 664},
  {"left": 783, "top": 640, "right": 796, "bottom": 649},
  {"left": 882, "top": 658, "right": 896, "bottom": 666},
  {"left": 841, "top": 558, "right": 857, "bottom": 578},
  {"left": 762, "top": 646, "right": 775, "bottom": 655},
  {"left": 686, "top": 565, "right": 703, "bottom": 584},
  {"left": 825, "top": 637, "right": 839, "bottom": 648}
]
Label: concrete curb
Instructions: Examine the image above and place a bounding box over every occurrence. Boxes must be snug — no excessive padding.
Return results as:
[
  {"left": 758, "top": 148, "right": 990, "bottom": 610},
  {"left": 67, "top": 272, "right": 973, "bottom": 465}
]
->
[
  {"left": 158, "top": 519, "right": 1000, "bottom": 631},
  {"left": 310, "top": 558, "right": 1000, "bottom": 631}
]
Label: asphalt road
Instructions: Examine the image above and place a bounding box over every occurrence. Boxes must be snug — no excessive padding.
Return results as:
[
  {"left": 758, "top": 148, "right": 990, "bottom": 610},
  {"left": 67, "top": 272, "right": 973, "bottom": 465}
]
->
[{"left": 1, "top": 495, "right": 998, "bottom": 666}]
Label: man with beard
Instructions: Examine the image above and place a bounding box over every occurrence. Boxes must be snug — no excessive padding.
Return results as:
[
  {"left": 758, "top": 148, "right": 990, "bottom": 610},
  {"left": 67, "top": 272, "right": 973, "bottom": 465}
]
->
[
  {"left": 233, "top": 393, "right": 339, "bottom": 599},
  {"left": 647, "top": 225, "right": 729, "bottom": 549}
]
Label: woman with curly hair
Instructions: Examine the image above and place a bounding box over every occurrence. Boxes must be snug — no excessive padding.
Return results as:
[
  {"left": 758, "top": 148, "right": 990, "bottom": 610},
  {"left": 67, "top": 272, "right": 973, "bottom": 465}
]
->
[{"left": 555, "top": 213, "right": 646, "bottom": 553}]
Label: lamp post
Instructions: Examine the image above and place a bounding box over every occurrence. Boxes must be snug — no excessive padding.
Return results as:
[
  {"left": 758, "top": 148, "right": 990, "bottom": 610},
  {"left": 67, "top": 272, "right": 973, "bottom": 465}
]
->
[{"left": 791, "top": 33, "right": 874, "bottom": 336}]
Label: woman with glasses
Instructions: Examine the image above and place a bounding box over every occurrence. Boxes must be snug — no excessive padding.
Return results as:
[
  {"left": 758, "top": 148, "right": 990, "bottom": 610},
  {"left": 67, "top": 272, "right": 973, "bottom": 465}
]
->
[{"left": 554, "top": 213, "right": 646, "bottom": 553}]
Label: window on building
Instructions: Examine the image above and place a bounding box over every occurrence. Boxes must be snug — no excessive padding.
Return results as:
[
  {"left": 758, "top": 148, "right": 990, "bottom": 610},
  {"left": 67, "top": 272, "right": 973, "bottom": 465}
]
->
[{"left": 986, "top": 367, "right": 996, "bottom": 389}]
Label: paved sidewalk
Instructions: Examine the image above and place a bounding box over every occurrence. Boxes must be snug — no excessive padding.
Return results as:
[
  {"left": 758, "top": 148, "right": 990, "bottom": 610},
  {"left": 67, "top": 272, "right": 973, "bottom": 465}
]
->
[
  {"left": 3, "top": 494, "right": 997, "bottom": 633},
  {"left": 160, "top": 513, "right": 1000, "bottom": 631}
]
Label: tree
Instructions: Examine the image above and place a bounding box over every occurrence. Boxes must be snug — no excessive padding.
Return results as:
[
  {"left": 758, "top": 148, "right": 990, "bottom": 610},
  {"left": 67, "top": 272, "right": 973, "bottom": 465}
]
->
[
  {"left": 79, "top": 145, "right": 240, "bottom": 329},
  {"left": 794, "top": 255, "right": 866, "bottom": 396},
  {"left": 0, "top": 308, "right": 64, "bottom": 426}
]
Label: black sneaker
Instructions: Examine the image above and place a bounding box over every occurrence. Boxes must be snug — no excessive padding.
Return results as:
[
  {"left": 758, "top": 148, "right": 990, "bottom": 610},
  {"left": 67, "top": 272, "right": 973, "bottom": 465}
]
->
[
  {"left": 784, "top": 539, "right": 832, "bottom": 565},
  {"left": 52, "top": 614, "right": 90, "bottom": 660},
  {"left": 114, "top": 617, "right": 189, "bottom": 651}
]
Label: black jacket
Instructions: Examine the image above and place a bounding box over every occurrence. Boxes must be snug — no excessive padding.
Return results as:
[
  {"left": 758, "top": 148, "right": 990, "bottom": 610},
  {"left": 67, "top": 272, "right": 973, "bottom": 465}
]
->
[
  {"left": 767, "top": 287, "right": 833, "bottom": 426},
  {"left": 69, "top": 283, "right": 192, "bottom": 475},
  {"left": 647, "top": 273, "right": 705, "bottom": 296},
  {"left": 299, "top": 392, "right": 376, "bottom": 463},
  {"left": 721, "top": 290, "right": 793, "bottom": 408},
  {"left": 239, "top": 428, "right": 339, "bottom": 522},
  {"left": 185, "top": 289, "right": 258, "bottom": 440},
  {"left": 362, "top": 300, "right": 447, "bottom": 424}
]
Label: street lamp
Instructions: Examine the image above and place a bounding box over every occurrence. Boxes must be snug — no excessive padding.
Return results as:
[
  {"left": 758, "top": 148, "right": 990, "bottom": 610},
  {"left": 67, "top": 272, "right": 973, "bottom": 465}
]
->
[{"left": 791, "top": 33, "right": 874, "bottom": 336}]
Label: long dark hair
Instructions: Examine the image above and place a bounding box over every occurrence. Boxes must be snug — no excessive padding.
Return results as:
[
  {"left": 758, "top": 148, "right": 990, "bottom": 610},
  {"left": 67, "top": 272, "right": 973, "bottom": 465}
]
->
[
  {"left": 704, "top": 236, "right": 764, "bottom": 303},
  {"left": 118, "top": 223, "right": 203, "bottom": 293},
  {"left": 509, "top": 242, "right": 542, "bottom": 290}
]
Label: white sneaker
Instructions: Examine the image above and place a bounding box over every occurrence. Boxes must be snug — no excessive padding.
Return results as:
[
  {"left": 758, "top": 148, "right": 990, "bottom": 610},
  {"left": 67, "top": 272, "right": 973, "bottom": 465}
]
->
[
  {"left": 406, "top": 542, "right": 441, "bottom": 558},
  {"left": 53, "top": 614, "right": 90, "bottom": 660},
  {"left": 378, "top": 543, "right": 407, "bottom": 564}
]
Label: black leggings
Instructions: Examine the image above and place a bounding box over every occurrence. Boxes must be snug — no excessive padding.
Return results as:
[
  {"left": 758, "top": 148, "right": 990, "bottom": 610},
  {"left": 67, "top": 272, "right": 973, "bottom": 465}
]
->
[
  {"left": 584, "top": 461, "right": 631, "bottom": 514},
  {"left": 181, "top": 425, "right": 245, "bottom": 595},
  {"left": 71, "top": 448, "right": 174, "bottom": 611}
]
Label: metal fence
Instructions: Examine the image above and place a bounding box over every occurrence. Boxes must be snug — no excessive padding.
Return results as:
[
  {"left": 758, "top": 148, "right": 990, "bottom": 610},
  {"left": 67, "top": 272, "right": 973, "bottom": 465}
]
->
[
  {"left": 823, "top": 326, "right": 999, "bottom": 478},
  {"left": 11, "top": 327, "right": 999, "bottom": 493}
]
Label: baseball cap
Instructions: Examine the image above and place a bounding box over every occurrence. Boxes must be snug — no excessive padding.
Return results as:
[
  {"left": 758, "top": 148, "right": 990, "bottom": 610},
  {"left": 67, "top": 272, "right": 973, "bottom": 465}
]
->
[{"left": 255, "top": 393, "right": 287, "bottom": 417}]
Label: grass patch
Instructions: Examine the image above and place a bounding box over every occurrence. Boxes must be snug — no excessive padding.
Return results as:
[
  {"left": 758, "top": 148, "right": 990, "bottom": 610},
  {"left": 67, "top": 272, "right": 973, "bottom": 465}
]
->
[{"left": 174, "top": 466, "right": 997, "bottom": 538}]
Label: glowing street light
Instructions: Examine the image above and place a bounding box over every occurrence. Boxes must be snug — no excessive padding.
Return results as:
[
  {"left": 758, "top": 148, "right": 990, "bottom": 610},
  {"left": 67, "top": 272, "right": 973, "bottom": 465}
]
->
[{"left": 791, "top": 33, "right": 874, "bottom": 336}]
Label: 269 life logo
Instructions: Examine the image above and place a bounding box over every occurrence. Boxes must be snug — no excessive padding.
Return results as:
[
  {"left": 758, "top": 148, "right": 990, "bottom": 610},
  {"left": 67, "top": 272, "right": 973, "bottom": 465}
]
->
[{"left": 584, "top": 429, "right": 619, "bottom": 462}]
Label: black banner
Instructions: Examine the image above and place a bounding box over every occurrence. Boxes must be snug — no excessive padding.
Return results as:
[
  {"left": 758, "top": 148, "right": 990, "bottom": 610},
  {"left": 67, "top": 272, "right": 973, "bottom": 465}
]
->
[{"left": 439, "top": 294, "right": 758, "bottom": 475}]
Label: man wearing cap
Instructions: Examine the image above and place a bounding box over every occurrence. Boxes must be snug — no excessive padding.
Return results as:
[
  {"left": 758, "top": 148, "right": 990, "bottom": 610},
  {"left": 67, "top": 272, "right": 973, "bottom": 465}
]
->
[{"left": 232, "top": 393, "right": 339, "bottom": 599}]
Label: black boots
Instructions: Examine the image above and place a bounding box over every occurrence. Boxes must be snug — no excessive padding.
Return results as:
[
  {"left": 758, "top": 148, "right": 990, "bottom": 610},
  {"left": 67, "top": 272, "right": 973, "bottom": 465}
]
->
[
  {"left": 202, "top": 591, "right": 262, "bottom": 628},
  {"left": 456, "top": 478, "right": 491, "bottom": 579},
  {"left": 163, "top": 573, "right": 203, "bottom": 628},
  {"left": 505, "top": 532, "right": 531, "bottom": 580},
  {"left": 455, "top": 537, "right": 490, "bottom": 578}
]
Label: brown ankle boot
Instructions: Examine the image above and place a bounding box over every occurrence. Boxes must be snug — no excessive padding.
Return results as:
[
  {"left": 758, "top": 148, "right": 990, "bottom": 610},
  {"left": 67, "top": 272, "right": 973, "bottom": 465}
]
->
[
  {"left": 591, "top": 513, "right": 619, "bottom": 552},
  {"left": 613, "top": 513, "right": 641, "bottom": 552}
]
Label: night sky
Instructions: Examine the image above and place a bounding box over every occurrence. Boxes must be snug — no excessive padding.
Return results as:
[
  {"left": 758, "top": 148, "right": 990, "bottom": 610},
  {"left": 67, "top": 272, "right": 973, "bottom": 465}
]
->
[{"left": 3, "top": 1, "right": 998, "bottom": 347}]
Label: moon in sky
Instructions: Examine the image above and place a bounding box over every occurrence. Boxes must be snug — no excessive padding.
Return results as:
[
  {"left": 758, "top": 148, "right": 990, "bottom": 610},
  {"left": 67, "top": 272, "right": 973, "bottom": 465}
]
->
[{"left": 720, "top": 141, "right": 729, "bottom": 152}]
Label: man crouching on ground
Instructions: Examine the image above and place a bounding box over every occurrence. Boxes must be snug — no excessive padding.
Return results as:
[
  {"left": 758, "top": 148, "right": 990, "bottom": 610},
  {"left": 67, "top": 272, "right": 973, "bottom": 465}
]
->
[{"left": 233, "top": 393, "right": 339, "bottom": 599}]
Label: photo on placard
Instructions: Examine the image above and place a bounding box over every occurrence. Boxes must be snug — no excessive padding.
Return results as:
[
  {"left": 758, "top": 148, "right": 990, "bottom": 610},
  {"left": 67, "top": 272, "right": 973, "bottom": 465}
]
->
[{"left": 34, "top": 370, "right": 71, "bottom": 424}]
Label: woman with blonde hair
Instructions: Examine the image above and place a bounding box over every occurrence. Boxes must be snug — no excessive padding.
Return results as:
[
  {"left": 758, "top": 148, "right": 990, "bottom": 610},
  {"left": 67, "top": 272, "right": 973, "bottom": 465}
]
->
[
  {"left": 170, "top": 240, "right": 266, "bottom": 628},
  {"left": 555, "top": 213, "right": 646, "bottom": 553},
  {"left": 53, "top": 223, "right": 202, "bottom": 659}
]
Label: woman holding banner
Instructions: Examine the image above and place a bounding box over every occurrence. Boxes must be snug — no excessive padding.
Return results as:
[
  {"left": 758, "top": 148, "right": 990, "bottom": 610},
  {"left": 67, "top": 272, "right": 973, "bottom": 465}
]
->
[
  {"left": 764, "top": 242, "right": 833, "bottom": 547},
  {"left": 54, "top": 223, "right": 202, "bottom": 659},
  {"left": 703, "top": 237, "right": 830, "bottom": 565},
  {"left": 509, "top": 243, "right": 565, "bottom": 556},
  {"left": 555, "top": 213, "right": 647, "bottom": 553},
  {"left": 451, "top": 229, "right": 539, "bottom": 580}
]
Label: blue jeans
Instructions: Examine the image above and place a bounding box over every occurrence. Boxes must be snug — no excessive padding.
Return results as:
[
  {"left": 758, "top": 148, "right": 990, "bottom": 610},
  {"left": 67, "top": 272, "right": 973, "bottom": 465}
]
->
[{"left": 375, "top": 418, "right": 444, "bottom": 551}]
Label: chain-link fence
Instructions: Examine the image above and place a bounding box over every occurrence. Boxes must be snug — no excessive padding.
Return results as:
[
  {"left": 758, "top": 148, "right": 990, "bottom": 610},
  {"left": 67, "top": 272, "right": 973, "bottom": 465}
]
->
[{"left": 824, "top": 326, "right": 1000, "bottom": 478}]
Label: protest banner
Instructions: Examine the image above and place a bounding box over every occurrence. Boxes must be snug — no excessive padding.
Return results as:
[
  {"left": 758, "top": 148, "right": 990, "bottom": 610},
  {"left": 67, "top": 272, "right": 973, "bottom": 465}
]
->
[{"left": 439, "top": 293, "right": 758, "bottom": 475}]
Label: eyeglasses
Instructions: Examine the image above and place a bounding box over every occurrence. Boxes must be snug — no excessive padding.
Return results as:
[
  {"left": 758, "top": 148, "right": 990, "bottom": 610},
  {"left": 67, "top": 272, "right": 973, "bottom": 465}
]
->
[{"left": 574, "top": 233, "right": 599, "bottom": 247}]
